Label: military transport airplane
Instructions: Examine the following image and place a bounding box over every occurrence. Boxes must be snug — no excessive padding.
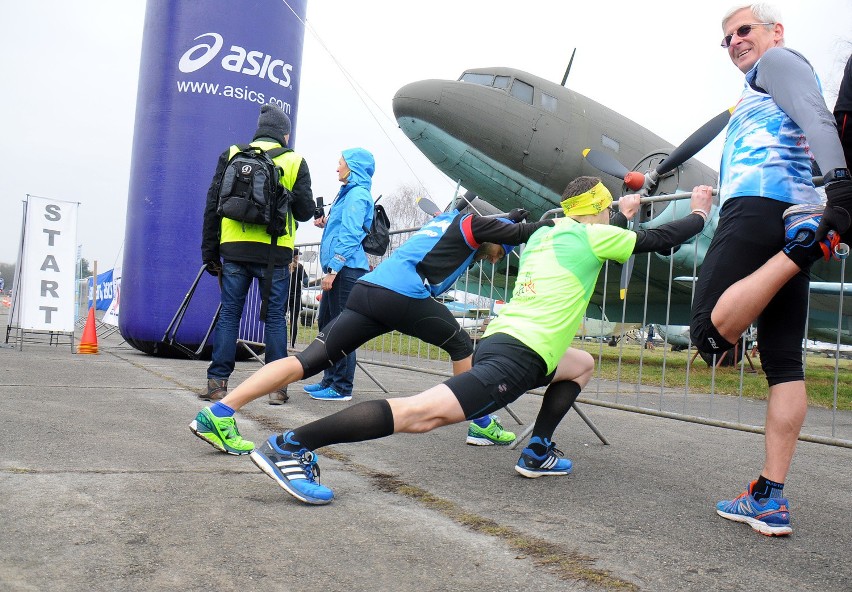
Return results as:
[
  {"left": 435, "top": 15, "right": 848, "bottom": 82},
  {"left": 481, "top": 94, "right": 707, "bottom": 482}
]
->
[{"left": 391, "top": 66, "right": 850, "bottom": 344}]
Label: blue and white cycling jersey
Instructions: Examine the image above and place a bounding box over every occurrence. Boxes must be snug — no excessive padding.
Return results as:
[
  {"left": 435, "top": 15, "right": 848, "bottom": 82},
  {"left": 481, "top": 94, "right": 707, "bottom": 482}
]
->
[{"left": 719, "top": 53, "right": 822, "bottom": 207}]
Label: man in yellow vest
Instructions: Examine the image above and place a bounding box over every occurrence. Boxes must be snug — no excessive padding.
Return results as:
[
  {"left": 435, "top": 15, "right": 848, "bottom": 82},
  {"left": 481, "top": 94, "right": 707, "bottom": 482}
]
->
[{"left": 199, "top": 103, "right": 316, "bottom": 405}]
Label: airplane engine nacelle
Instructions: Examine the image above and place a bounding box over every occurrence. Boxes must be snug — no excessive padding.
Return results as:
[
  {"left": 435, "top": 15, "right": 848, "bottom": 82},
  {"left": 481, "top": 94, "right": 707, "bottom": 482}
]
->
[
  {"left": 627, "top": 151, "right": 717, "bottom": 225},
  {"left": 627, "top": 151, "right": 719, "bottom": 275},
  {"left": 456, "top": 193, "right": 505, "bottom": 217}
]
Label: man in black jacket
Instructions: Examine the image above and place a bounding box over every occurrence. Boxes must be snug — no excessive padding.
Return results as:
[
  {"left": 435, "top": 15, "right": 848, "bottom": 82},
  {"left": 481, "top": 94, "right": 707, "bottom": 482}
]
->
[{"left": 198, "top": 103, "right": 315, "bottom": 407}]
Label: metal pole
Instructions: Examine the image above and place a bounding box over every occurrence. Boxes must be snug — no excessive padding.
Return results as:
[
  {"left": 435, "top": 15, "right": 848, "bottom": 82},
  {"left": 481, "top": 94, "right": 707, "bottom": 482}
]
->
[
  {"left": 92, "top": 260, "right": 98, "bottom": 312},
  {"left": 612, "top": 189, "right": 718, "bottom": 207},
  {"left": 508, "top": 403, "right": 608, "bottom": 450},
  {"left": 831, "top": 242, "right": 849, "bottom": 437}
]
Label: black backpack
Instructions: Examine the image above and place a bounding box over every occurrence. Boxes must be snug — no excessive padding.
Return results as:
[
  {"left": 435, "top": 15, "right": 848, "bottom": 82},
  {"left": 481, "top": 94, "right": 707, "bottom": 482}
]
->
[
  {"left": 362, "top": 197, "right": 391, "bottom": 257},
  {"left": 216, "top": 143, "right": 293, "bottom": 321},
  {"left": 217, "top": 144, "right": 292, "bottom": 237}
]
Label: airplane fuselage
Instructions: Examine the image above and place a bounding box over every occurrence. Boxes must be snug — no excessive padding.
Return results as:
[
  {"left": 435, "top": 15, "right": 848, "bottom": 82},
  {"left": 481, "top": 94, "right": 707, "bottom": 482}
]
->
[{"left": 392, "top": 66, "right": 718, "bottom": 219}]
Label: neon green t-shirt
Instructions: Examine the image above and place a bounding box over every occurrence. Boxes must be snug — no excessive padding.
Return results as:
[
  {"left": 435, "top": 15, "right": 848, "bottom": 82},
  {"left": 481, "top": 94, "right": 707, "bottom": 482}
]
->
[{"left": 484, "top": 218, "right": 636, "bottom": 373}]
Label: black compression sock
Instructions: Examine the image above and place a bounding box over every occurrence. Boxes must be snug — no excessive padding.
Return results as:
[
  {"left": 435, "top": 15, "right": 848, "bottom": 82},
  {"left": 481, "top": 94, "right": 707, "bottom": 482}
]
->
[
  {"left": 529, "top": 380, "right": 582, "bottom": 448},
  {"left": 280, "top": 399, "right": 395, "bottom": 451}
]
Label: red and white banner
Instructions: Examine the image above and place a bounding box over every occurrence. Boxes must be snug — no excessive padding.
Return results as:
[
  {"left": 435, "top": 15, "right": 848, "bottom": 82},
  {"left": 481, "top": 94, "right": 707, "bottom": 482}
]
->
[{"left": 12, "top": 195, "right": 79, "bottom": 332}]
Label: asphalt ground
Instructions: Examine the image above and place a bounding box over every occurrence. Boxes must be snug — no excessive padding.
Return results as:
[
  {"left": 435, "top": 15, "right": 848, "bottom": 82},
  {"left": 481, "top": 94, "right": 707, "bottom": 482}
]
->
[{"left": 2, "top": 318, "right": 851, "bottom": 592}]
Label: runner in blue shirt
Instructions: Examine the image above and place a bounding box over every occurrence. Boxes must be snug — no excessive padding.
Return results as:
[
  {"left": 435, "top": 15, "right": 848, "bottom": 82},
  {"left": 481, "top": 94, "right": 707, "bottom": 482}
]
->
[{"left": 190, "top": 207, "right": 551, "bottom": 454}]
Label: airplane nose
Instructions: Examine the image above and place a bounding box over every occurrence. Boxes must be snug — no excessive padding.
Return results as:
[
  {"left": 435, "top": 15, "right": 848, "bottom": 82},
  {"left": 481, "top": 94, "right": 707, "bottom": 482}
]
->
[{"left": 392, "top": 80, "right": 444, "bottom": 122}]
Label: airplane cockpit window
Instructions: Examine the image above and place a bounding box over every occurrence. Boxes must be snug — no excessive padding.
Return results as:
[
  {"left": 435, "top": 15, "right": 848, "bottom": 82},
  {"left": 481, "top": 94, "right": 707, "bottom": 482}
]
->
[
  {"left": 460, "top": 73, "right": 494, "bottom": 86},
  {"left": 510, "top": 79, "right": 534, "bottom": 104},
  {"left": 541, "top": 92, "right": 557, "bottom": 113},
  {"left": 493, "top": 75, "right": 510, "bottom": 89}
]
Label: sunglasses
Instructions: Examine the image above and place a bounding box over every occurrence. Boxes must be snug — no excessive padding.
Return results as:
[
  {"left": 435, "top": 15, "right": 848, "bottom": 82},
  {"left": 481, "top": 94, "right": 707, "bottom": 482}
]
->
[{"left": 721, "top": 22, "right": 774, "bottom": 48}]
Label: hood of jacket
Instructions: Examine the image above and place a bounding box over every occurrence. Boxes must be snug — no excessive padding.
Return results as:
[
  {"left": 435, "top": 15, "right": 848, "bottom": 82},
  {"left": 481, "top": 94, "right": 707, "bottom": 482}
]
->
[{"left": 341, "top": 147, "right": 375, "bottom": 193}]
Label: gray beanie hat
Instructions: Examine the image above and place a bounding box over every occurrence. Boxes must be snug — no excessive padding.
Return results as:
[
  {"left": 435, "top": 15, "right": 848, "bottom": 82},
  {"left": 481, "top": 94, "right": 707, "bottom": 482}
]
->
[{"left": 254, "top": 104, "right": 291, "bottom": 145}]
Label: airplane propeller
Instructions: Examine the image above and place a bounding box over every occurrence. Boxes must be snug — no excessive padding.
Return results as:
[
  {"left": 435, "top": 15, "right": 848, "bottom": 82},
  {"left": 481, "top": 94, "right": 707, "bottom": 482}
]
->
[
  {"left": 583, "top": 107, "right": 733, "bottom": 195},
  {"left": 584, "top": 107, "right": 732, "bottom": 299},
  {"left": 620, "top": 256, "right": 635, "bottom": 301},
  {"left": 416, "top": 195, "right": 443, "bottom": 217},
  {"left": 581, "top": 149, "right": 645, "bottom": 190},
  {"left": 654, "top": 108, "right": 732, "bottom": 179}
]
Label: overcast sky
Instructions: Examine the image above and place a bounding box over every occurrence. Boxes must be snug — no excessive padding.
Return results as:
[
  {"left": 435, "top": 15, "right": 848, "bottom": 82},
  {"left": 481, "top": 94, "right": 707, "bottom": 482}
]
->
[{"left": 1, "top": 0, "right": 849, "bottom": 269}]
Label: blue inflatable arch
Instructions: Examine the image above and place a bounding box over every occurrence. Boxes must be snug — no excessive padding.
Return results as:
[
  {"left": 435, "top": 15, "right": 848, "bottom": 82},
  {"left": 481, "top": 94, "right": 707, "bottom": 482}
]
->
[{"left": 121, "top": 0, "right": 308, "bottom": 355}]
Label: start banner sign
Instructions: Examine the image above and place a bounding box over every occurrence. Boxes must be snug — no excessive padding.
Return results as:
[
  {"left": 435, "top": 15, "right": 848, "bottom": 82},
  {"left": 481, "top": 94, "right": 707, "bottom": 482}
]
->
[{"left": 14, "top": 195, "right": 79, "bottom": 332}]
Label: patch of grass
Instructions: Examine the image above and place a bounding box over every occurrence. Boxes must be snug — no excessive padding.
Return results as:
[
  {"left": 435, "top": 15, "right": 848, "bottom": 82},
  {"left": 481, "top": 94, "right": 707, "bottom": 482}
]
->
[
  {"left": 236, "top": 425, "right": 636, "bottom": 589},
  {"left": 576, "top": 341, "right": 851, "bottom": 410},
  {"left": 295, "top": 324, "right": 850, "bottom": 410}
]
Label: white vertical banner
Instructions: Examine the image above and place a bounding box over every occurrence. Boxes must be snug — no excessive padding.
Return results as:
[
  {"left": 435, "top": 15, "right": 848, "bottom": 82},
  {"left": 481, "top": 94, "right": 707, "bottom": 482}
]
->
[{"left": 17, "top": 195, "right": 79, "bottom": 331}]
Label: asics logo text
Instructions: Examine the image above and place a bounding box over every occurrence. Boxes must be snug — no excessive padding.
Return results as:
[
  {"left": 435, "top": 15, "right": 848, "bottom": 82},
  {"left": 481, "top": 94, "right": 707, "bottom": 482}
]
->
[{"left": 178, "top": 32, "right": 294, "bottom": 88}]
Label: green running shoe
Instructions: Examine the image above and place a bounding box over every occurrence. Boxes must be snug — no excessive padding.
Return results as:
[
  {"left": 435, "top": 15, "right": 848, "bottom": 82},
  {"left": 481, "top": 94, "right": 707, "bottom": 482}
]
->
[
  {"left": 466, "top": 415, "right": 516, "bottom": 446},
  {"left": 189, "top": 408, "right": 254, "bottom": 455}
]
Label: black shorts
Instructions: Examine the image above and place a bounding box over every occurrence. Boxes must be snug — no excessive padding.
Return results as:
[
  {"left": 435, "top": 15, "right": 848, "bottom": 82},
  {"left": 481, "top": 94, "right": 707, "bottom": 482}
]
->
[
  {"left": 444, "top": 333, "right": 554, "bottom": 420},
  {"left": 691, "top": 196, "right": 809, "bottom": 384},
  {"left": 295, "top": 282, "right": 474, "bottom": 377}
]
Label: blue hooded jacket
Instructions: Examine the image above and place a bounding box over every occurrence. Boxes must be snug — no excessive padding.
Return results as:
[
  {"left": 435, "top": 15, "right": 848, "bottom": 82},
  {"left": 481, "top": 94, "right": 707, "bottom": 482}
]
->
[{"left": 320, "top": 147, "right": 375, "bottom": 273}]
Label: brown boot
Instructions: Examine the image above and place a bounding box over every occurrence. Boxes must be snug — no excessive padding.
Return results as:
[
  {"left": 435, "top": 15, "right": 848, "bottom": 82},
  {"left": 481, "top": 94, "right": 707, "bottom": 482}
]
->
[
  {"left": 268, "top": 387, "right": 289, "bottom": 405},
  {"left": 201, "top": 378, "right": 227, "bottom": 401}
]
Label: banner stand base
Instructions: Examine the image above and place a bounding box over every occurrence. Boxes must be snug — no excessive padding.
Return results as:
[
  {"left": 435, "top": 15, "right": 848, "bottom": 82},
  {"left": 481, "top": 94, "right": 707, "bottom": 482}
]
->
[{"left": 5, "top": 325, "right": 75, "bottom": 352}]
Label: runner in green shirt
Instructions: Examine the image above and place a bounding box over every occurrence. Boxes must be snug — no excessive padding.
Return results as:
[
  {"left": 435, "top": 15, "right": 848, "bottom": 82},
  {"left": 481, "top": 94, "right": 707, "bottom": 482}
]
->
[{"left": 247, "top": 177, "right": 714, "bottom": 505}]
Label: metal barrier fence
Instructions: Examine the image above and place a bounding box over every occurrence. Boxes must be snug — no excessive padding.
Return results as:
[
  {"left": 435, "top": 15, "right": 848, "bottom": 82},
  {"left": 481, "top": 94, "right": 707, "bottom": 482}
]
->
[{"left": 292, "top": 219, "right": 851, "bottom": 449}]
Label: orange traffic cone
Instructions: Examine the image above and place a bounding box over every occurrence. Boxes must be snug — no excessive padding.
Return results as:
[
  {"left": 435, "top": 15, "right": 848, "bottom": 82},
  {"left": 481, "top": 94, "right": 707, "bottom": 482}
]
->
[{"left": 78, "top": 307, "right": 99, "bottom": 354}]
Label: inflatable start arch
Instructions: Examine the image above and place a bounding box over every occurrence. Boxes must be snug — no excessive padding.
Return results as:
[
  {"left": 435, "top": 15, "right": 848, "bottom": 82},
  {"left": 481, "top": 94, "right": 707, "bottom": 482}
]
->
[{"left": 121, "top": 0, "right": 308, "bottom": 355}]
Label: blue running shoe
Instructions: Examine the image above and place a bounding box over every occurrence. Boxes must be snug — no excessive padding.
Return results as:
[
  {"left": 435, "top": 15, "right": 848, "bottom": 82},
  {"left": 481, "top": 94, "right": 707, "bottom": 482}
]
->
[
  {"left": 783, "top": 203, "right": 840, "bottom": 263},
  {"left": 249, "top": 435, "right": 334, "bottom": 505},
  {"left": 309, "top": 387, "right": 352, "bottom": 401},
  {"left": 514, "top": 436, "right": 572, "bottom": 478},
  {"left": 716, "top": 481, "right": 791, "bottom": 536},
  {"left": 302, "top": 382, "right": 328, "bottom": 394}
]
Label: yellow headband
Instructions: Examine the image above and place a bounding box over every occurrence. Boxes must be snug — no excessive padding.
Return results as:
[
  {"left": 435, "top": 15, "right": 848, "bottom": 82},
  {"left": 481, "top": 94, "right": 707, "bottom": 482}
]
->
[{"left": 560, "top": 182, "right": 613, "bottom": 217}]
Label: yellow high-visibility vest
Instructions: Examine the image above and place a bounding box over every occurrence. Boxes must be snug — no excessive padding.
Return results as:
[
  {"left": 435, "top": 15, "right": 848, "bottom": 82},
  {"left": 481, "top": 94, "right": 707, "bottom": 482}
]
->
[{"left": 220, "top": 140, "right": 302, "bottom": 250}]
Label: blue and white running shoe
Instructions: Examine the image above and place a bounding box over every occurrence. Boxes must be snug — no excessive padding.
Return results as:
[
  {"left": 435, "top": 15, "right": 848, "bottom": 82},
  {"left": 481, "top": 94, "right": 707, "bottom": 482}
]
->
[
  {"left": 309, "top": 387, "right": 352, "bottom": 401},
  {"left": 783, "top": 203, "right": 839, "bottom": 262},
  {"left": 249, "top": 434, "right": 334, "bottom": 505},
  {"left": 514, "top": 436, "right": 572, "bottom": 478},
  {"left": 716, "top": 481, "right": 791, "bottom": 536}
]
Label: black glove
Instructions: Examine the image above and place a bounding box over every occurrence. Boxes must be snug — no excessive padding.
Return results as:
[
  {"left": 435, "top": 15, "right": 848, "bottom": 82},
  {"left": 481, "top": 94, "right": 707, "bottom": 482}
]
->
[
  {"left": 816, "top": 180, "right": 852, "bottom": 241},
  {"left": 205, "top": 260, "right": 222, "bottom": 276},
  {"left": 505, "top": 208, "right": 530, "bottom": 223}
]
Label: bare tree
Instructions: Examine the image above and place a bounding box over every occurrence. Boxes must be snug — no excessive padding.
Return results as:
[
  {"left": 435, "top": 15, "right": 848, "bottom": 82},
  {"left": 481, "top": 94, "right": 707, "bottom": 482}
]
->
[{"left": 382, "top": 183, "right": 433, "bottom": 231}]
